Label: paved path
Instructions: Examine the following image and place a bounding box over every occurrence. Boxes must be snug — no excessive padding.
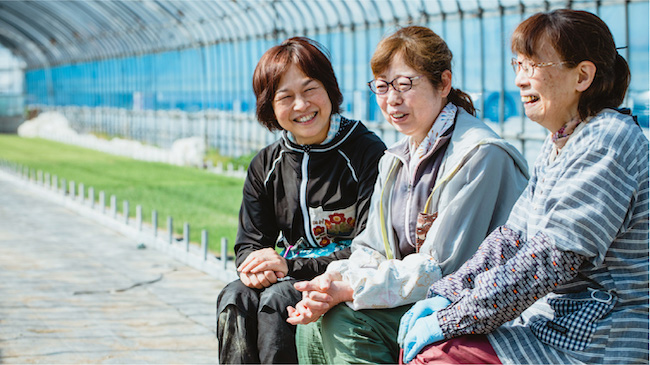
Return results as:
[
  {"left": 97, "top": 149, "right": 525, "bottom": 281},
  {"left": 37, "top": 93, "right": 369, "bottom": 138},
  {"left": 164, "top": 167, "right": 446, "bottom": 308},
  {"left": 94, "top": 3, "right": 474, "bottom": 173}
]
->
[{"left": 0, "top": 171, "right": 227, "bottom": 363}]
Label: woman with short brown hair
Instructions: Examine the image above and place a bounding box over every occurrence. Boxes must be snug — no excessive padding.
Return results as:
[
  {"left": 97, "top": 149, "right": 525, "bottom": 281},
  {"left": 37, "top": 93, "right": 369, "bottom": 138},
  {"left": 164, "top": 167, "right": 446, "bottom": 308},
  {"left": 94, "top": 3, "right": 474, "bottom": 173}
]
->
[{"left": 216, "top": 37, "right": 386, "bottom": 364}]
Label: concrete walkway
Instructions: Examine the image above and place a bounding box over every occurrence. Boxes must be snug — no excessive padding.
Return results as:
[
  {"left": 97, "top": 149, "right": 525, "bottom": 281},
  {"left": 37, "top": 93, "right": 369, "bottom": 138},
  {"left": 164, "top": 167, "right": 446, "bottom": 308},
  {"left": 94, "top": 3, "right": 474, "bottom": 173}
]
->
[{"left": 0, "top": 171, "right": 227, "bottom": 363}]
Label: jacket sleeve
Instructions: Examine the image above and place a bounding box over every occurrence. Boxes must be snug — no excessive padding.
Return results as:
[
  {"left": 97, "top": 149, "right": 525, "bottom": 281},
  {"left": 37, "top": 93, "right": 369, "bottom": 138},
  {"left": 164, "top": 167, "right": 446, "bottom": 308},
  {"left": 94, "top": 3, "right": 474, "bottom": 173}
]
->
[
  {"left": 234, "top": 152, "right": 279, "bottom": 268},
  {"left": 424, "top": 144, "right": 528, "bottom": 276},
  {"left": 431, "top": 227, "right": 584, "bottom": 338},
  {"left": 286, "top": 135, "right": 386, "bottom": 280},
  {"left": 328, "top": 143, "right": 528, "bottom": 310},
  {"left": 351, "top": 136, "right": 387, "bottom": 236}
]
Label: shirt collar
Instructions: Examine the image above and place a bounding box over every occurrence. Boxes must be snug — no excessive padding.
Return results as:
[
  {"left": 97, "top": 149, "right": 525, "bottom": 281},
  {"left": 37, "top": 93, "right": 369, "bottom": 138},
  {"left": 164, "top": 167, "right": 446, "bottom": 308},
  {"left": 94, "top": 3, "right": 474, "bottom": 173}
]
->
[{"left": 408, "top": 103, "right": 457, "bottom": 172}]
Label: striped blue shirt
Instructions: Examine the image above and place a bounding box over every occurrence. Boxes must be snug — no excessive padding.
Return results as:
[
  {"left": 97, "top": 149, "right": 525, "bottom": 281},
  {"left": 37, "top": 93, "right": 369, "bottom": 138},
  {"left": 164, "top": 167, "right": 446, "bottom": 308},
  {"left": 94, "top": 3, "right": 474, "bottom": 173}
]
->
[{"left": 487, "top": 109, "right": 649, "bottom": 364}]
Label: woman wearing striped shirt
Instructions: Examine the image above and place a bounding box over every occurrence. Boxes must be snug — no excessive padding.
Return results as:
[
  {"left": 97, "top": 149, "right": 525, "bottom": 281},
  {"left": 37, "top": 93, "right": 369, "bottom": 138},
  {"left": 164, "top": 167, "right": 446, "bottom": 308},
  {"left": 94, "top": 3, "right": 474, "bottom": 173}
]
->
[{"left": 399, "top": 9, "right": 649, "bottom": 365}]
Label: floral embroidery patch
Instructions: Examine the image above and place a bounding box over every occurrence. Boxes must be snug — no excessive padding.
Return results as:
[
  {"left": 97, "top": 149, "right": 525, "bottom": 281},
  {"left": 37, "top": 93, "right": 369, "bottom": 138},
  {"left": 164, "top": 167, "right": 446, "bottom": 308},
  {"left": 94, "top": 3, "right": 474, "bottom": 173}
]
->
[{"left": 309, "top": 205, "right": 356, "bottom": 247}]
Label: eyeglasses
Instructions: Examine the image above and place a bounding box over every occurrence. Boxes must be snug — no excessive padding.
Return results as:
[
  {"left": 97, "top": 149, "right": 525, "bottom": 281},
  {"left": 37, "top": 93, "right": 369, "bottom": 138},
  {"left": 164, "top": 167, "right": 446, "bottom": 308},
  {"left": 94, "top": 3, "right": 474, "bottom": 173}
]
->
[
  {"left": 367, "top": 76, "right": 421, "bottom": 95},
  {"left": 511, "top": 58, "right": 569, "bottom": 77}
]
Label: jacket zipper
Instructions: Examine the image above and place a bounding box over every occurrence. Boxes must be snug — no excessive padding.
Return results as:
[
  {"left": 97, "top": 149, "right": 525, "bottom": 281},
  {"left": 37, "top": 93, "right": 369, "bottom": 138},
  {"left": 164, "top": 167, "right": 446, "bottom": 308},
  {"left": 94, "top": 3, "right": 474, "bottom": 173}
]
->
[{"left": 300, "top": 149, "right": 318, "bottom": 247}]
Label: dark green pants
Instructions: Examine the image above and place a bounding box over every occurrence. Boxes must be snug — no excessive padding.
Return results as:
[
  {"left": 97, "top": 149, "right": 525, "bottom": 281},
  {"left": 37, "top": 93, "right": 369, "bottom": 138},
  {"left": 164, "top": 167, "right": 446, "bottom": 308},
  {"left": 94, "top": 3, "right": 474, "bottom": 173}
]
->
[{"left": 296, "top": 303, "right": 411, "bottom": 364}]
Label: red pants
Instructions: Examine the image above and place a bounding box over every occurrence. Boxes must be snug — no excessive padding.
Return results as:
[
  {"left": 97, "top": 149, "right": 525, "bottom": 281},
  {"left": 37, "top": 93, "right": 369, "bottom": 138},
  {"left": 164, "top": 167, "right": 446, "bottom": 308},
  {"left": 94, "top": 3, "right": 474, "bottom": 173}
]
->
[{"left": 400, "top": 335, "right": 502, "bottom": 365}]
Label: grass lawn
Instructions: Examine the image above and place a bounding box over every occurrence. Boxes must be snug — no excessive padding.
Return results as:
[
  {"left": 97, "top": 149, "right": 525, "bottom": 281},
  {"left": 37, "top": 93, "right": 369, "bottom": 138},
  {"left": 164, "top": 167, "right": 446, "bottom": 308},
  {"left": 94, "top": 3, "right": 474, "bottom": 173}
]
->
[{"left": 0, "top": 135, "right": 245, "bottom": 256}]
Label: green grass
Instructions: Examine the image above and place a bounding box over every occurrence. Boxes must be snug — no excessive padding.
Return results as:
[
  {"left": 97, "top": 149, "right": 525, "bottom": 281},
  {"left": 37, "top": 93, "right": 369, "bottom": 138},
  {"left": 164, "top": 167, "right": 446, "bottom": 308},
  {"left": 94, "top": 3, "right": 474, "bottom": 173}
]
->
[{"left": 0, "top": 135, "right": 245, "bottom": 256}]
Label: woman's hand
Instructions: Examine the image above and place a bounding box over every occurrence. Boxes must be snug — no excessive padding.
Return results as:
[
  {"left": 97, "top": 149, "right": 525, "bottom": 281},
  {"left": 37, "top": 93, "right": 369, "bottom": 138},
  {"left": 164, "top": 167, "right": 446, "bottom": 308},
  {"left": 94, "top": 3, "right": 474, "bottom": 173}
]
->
[
  {"left": 239, "top": 270, "right": 282, "bottom": 289},
  {"left": 398, "top": 295, "right": 451, "bottom": 363},
  {"left": 286, "top": 291, "right": 332, "bottom": 324},
  {"left": 398, "top": 296, "right": 451, "bottom": 345},
  {"left": 237, "top": 248, "right": 288, "bottom": 279},
  {"left": 401, "top": 313, "right": 445, "bottom": 363},
  {"left": 286, "top": 271, "right": 354, "bottom": 325}
]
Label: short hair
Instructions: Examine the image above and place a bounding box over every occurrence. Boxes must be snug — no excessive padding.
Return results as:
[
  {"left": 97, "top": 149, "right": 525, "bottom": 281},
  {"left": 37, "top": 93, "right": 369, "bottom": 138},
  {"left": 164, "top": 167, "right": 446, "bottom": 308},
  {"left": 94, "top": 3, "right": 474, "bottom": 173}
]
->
[
  {"left": 511, "top": 9, "right": 630, "bottom": 120},
  {"left": 252, "top": 37, "right": 343, "bottom": 131},
  {"left": 370, "top": 25, "right": 475, "bottom": 115}
]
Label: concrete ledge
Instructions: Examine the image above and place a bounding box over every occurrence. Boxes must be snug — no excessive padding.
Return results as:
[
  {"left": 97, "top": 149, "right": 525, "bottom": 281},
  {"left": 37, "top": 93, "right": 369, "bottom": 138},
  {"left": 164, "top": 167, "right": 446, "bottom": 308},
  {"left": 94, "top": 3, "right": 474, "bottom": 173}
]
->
[{"left": 0, "top": 168, "right": 239, "bottom": 283}]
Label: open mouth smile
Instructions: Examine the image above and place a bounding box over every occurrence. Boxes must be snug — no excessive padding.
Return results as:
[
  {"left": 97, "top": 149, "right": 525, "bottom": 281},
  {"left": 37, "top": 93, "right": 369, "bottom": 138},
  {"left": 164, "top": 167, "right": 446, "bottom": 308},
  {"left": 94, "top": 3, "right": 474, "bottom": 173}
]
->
[
  {"left": 521, "top": 95, "right": 540, "bottom": 104},
  {"left": 294, "top": 112, "right": 317, "bottom": 123},
  {"left": 390, "top": 112, "right": 408, "bottom": 121}
]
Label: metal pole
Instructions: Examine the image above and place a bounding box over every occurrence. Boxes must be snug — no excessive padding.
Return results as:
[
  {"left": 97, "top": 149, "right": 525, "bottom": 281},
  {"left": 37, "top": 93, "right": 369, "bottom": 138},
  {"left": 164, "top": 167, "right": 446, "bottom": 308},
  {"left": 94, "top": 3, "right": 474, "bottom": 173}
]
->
[
  {"left": 201, "top": 229, "right": 208, "bottom": 261},
  {"left": 88, "top": 187, "right": 94, "bottom": 208},
  {"left": 167, "top": 216, "right": 173, "bottom": 245},
  {"left": 123, "top": 200, "right": 129, "bottom": 224},
  {"left": 78, "top": 183, "right": 84, "bottom": 203},
  {"left": 221, "top": 237, "right": 228, "bottom": 270},
  {"left": 136, "top": 205, "right": 142, "bottom": 231},
  {"left": 184, "top": 223, "right": 190, "bottom": 252},
  {"left": 152, "top": 210, "right": 158, "bottom": 237},
  {"left": 99, "top": 191, "right": 105, "bottom": 213},
  {"left": 110, "top": 195, "right": 117, "bottom": 218}
]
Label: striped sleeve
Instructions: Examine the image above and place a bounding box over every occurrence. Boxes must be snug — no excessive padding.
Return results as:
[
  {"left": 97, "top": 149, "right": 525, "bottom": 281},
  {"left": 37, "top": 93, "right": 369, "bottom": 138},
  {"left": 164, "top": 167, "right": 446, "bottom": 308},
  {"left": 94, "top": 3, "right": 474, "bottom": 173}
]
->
[{"left": 533, "top": 126, "right": 644, "bottom": 266}]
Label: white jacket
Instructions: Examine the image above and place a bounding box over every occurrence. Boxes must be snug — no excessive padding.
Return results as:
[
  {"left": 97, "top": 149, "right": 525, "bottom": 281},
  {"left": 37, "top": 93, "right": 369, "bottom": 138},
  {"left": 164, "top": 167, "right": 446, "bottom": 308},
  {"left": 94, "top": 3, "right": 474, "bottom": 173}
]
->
[{"left": 327, "top": 109, "right": 529, "bottom": 310}]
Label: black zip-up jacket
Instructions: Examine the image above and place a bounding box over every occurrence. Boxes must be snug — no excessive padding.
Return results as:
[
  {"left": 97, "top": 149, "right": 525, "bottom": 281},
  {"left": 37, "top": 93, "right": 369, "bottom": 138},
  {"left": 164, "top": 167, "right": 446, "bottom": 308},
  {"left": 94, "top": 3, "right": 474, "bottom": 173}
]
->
[{"left": 235, "top": 116, "right": 386, "bottom": 280}]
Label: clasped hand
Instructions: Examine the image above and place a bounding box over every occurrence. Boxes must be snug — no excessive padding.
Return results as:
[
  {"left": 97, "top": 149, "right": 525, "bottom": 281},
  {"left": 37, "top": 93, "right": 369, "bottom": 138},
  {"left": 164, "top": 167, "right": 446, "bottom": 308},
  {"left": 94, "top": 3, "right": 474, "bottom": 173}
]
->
[
  {"left": 398, "top": 295, "right": 451, "bottom": 363},
  {"left": 286, "top": 271, "right": 353, "bottom": 325},
  {"left": 237, "top": 248, "right": 288, "bottom": 289}
]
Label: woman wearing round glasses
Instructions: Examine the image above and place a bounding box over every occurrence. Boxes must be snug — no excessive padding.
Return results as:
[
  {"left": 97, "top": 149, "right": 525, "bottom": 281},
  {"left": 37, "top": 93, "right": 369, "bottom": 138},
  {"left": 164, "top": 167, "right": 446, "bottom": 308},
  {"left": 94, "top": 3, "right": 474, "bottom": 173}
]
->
[
  {"left": 398, "top": 9, "right": 648, "bottom": 364},
  {"left": 285, "top": 26, "right": 529, "bottom": 364}
]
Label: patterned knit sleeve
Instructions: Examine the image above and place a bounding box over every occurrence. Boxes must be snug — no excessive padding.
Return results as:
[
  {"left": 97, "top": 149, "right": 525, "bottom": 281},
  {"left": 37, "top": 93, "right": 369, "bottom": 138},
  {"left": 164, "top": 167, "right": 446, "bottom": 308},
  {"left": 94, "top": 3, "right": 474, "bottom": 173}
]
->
[{"left": 430, "top": 226, "right": 584, "bottom": 337}]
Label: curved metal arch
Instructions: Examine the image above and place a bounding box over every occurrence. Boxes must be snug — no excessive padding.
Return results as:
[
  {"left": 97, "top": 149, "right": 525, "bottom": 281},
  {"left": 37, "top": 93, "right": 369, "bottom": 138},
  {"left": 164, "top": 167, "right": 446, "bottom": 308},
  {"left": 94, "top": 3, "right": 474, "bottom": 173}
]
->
[
  {"left": 267, "top": 0, "right": 293, "bottom": 39},
  {"left": 189, "top": 0, "right": 245, "bottom": 42},
  {"left": 148, "top": 1, "right": 200, "bottom": 48},
  {"left": 65, "top": 1, "right": 138, "bottom": 62},
  {"left": 279, "top": 0, "right": 308, "bottom": 35},
  {"left": 285, "top": 0, "right": 316, "bottom": 36},
  {"left": 340, "top": 0, "right": 371, "bottom": 28},
  {"left": 358, "top": 0, "right": 382, "bottom": 26},
  {"left": 393, "top": 0, "right": 415, "bottom": 23},
  {"left": 32, "top": 1, "right": 132, "bottom": 65},
  {"left": 208, "top": 0, "right": 247, "bottom": 42},
  {"left": 95, "top": 0, "right": 161, "bottom": 55},
  {"left": 57, "top": 1, "right": 122, "bottom": 61},
  {"left": 327, "top": 0, "right": 354, "bottom": 29},
  {"left": 10, "top": 1, "right": 83, "bottom": 60},
  {"left": 240, "top": 0, "right": 276, "bottom": 40},
  {"left": 0, "top": 7, "right": 68, "bottom": 66},
  {"left": 164, "top": 0, "right": 222, "bottom": 44},
  {"left": 313, "top": 0, "right": 344, "bottom": 31},
  {"left": 0, "top": 25, "right": 48, "bottom": 67}
]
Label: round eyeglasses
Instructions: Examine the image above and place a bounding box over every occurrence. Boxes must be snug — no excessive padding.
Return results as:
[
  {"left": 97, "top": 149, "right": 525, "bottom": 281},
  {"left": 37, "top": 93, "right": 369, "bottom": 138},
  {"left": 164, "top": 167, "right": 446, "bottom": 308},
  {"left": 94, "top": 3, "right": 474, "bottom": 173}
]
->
[
  {"left": 511, "top": 58, "right": 569, "bottom": 77},
  {"left": 367, "top": 76, "right": 421, "bottom": 95}
]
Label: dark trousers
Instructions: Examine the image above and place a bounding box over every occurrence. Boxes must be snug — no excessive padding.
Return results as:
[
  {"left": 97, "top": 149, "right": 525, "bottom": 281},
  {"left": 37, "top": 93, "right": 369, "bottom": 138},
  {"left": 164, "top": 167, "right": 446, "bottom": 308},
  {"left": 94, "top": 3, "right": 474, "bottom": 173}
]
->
[{"left": 216, "top": 279, "right": 302, "bottom": 364}]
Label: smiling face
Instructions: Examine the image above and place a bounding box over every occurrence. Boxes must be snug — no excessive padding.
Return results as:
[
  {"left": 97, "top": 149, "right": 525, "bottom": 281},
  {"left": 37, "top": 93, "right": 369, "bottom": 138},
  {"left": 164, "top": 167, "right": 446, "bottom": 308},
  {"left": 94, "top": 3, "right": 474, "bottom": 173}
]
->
[
  {"left": 272, "top": 64, "right": 332, "bottom": 145},
  {"left": 515, "top": 43, "right": 582, "bottom": 133},
  {"left": 375, "top": 53, "right": 450, "bottom": 145}
]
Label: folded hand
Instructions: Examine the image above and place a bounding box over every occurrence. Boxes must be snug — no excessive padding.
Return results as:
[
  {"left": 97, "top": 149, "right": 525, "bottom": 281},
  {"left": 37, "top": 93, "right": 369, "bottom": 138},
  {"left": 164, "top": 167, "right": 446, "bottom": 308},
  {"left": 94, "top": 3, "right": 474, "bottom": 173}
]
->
[{"left": 237, "top": 248, "right": 288, "bottom": 287}]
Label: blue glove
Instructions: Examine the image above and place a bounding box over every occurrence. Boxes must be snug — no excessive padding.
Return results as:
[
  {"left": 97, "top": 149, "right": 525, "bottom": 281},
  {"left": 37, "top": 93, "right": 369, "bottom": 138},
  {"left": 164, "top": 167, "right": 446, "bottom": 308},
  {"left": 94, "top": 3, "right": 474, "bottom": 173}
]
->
[
  {"left": 401, "top": 311, "right": 445, "bottom": 363},
  {"left": 398, "top": 295, "right": 451, "bottom": 346}
]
